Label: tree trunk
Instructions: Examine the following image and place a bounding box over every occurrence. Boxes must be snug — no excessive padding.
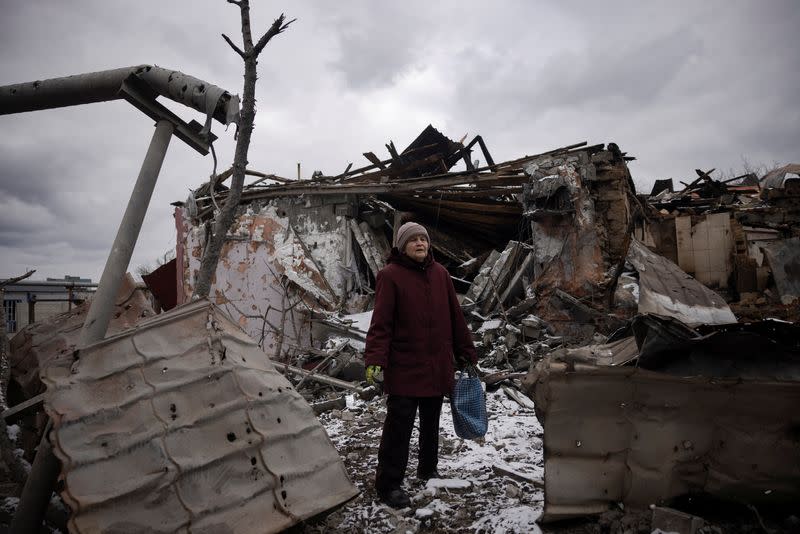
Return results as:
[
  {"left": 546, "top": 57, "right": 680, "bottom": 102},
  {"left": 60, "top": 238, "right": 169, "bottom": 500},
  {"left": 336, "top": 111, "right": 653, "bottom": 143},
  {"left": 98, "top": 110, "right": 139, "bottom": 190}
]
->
[{"left": 192, "top": 2, "right": 293, "bottom": 299}]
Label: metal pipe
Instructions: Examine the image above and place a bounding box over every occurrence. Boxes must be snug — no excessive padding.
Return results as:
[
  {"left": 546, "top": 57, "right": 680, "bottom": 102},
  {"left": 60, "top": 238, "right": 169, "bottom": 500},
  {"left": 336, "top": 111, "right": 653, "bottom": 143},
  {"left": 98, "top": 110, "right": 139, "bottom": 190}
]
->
[
  {"left": 79, "top": 119, "right": 174, "bottom": 345},
  {"left": 9, "top": 423, "right": 60, "bottom": 533},
  {"left": 0, "top": 65, "right": 239, "bottom": 127},
  {"left": 0, "top": 280, "right": 98, "bottom": 288},
  {"left": 11, "top": 120, "right": 174, "bottom": 532}
]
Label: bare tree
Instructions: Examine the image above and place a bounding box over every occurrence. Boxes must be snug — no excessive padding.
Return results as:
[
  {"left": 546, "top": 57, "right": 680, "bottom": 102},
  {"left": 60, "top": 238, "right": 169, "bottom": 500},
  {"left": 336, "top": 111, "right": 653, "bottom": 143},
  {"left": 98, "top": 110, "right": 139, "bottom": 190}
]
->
[{"left": 193, "top": 1, "right": 294, "bottom": 299}]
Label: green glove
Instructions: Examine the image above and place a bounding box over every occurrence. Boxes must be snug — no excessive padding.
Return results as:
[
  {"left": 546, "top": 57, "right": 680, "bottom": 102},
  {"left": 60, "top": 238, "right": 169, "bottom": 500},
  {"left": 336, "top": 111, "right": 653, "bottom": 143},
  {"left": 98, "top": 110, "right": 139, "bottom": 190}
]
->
[{"left": 365, "top": 365, "right": 383, "bottom": 385}]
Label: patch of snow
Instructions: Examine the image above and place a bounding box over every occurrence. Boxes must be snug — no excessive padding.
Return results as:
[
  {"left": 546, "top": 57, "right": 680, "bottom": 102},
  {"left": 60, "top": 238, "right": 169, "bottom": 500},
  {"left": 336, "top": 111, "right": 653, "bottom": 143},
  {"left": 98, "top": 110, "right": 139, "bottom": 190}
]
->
[
  {"left": 414, "top": 507, "right": 434, "bottom": 519},
  {"left": 622, "top": 279, "right": 640, "bottom": 303},
  {"left": 5, "top": 423, "right": 20, "bottom": 442},
  {"left": 342, "top": 310, "right": 373, "bottom": 334},
  {"left": 316, "top": 376, "right": 546, "bottom": 533},
  {"left": 477, "top": 319, "right": 503, "bottom": 333}
]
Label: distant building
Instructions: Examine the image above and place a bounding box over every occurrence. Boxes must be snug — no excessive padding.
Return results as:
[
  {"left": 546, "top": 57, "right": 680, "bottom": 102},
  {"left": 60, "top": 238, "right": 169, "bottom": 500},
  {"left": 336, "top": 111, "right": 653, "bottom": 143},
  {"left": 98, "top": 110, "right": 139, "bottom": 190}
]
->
[{"left": 2, "top": 276, "right": 96, "bottom": 336}]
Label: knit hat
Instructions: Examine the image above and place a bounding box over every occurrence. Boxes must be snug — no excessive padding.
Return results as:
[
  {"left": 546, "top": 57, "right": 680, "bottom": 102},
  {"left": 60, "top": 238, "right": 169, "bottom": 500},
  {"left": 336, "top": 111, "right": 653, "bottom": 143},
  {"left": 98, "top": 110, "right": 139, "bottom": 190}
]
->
[{"left": 394, "top": 222, "right": 430, "bottom": 251}]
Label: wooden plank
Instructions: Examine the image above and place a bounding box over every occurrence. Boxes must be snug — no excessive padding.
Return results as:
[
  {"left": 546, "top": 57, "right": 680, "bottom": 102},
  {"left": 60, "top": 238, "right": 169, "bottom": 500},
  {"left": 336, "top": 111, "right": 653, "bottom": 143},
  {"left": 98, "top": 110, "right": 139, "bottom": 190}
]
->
[
  {"left": 362, "top": 152, "right": 386, "bottom": 170},
  {"left": 480, "top": 241, "right": 522, "bottom": 314},
  {"left": 350, "top": 219, "right": 380, "bottom": 277},
  {"left": 279, "top": 363, "right": 378, "bottom": 399},
  {"left": 1, "top": 392, "right": 45, "bottom": 422},
  {"left": 498, "top": 251, "right": 534, "bottom": 309}
]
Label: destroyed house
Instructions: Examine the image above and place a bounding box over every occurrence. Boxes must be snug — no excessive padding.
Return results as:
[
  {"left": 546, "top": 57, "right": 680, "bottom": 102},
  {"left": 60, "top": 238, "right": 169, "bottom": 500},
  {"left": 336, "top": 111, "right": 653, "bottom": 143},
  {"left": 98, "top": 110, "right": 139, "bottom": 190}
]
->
[
  {"left": 163, "top": 127, "right": 799, "bottom": 527},
  {"left": 171, "top": 128, "right": 642, "bottom": 358}
]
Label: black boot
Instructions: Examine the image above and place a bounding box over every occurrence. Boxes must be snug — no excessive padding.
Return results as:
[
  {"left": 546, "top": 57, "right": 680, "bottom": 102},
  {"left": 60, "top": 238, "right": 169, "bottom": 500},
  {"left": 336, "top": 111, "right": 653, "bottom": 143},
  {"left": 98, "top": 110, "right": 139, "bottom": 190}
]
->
[{"left": 378, "top": 487, "right": 411, "bottom": 508}]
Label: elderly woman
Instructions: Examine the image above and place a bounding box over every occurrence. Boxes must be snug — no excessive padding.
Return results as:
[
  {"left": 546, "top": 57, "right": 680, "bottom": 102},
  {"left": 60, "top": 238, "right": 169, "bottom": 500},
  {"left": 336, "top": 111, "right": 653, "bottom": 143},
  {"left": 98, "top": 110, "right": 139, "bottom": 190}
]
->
[{"left": 364, "top": 222, "right": 477, "bottom": 508}]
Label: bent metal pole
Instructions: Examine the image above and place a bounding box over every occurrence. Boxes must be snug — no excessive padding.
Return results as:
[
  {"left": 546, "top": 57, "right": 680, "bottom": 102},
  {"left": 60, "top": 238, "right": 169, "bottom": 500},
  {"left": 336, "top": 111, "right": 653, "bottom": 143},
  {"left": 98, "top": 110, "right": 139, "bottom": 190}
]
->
[
  {"left": 10, "top": 119, "right": 175, "bottom": 533},
  {"left": 78, "top": 119, "right": 174, "bottom": 344}
]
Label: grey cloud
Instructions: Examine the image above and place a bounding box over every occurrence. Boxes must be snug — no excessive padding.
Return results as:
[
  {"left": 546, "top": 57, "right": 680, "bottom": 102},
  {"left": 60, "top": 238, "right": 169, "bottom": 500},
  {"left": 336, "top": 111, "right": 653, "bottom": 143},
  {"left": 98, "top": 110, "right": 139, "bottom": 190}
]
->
[
  {"left": 1, "top": 1, "right": 798, "bottom": 280},
  {"left": 325, "top": 3, "right": 443, "bottom": 90}
]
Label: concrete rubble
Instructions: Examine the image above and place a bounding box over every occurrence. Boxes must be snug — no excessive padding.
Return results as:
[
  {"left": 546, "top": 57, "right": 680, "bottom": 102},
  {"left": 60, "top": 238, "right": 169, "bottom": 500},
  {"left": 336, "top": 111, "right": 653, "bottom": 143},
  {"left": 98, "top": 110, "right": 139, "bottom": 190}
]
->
[{"left": 5, "top": 125, "right": 800, "bottom": 532}]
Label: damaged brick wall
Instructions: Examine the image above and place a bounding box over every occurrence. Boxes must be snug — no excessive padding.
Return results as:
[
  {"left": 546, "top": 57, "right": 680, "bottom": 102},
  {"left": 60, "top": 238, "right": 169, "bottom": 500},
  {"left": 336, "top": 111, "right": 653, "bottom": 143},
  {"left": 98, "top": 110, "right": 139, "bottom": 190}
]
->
[
  {"left": 176, "top": 195, "right": 367, "bottom": 359},
  {"left": 521, "top": 146, "right": 635, "bottom": 337}
]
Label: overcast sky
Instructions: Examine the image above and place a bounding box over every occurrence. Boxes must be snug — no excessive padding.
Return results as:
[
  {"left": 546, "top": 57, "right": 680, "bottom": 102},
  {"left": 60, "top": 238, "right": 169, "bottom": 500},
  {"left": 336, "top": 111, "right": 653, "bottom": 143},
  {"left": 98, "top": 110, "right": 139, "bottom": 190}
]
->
[{"left": 1, "top": 1, "right": 797, "bottom": 281}]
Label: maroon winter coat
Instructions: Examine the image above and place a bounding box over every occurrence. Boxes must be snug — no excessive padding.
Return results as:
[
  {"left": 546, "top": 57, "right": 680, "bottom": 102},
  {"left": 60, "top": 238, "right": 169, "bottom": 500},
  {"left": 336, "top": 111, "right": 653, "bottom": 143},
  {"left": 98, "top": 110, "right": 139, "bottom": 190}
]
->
[{"left": 364, "top": 249, "right": 477, "bottom": 397}]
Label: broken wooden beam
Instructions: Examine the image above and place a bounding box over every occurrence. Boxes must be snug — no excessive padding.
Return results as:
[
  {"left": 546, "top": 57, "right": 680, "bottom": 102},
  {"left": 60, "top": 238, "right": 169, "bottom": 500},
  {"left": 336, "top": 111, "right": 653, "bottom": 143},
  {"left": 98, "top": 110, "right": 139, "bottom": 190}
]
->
[
  {"left": 492, "top": 462, "right": 544, "bottom": 488},
  {"left": 280, "top": 363, "right": 378, "bottom": 399}
]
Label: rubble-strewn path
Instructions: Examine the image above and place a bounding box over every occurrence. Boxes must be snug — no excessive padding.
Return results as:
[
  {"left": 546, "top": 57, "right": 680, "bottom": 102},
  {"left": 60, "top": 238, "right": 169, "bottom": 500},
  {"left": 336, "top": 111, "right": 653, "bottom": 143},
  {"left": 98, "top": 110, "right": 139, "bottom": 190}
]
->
[{"left": 298, "top": 388, "right": 545, "bottom": 533}]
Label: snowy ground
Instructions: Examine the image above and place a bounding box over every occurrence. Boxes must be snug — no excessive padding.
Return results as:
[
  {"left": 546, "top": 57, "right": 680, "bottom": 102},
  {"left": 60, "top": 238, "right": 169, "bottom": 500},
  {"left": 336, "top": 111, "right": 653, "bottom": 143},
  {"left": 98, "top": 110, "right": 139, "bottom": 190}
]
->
[{"left": 297, "top": 386, "right": 545, "bottom": 534}]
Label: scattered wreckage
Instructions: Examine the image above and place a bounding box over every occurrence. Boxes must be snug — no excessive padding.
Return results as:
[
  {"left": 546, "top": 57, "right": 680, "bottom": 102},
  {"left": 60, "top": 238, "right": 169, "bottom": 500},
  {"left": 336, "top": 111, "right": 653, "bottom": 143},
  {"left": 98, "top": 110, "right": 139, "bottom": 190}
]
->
[
  {"left": 164, "top": 126, "right": 798, "bottom": 525},
  {"left": 5, "top": 121, "right": 799, "bottom": 531}
]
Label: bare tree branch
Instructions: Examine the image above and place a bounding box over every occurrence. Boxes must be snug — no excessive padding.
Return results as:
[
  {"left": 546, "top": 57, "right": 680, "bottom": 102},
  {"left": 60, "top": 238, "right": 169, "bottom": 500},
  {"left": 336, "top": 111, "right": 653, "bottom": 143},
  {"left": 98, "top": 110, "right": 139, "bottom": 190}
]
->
[
  {"left": 194, "top": 0, "right": 293, "bottom": 299},
  {"left": 254, "top": 15, "right": 296, "bottom": 55},
  {"left": 221, "top": 33, "right": 245, "bottom": 59}
]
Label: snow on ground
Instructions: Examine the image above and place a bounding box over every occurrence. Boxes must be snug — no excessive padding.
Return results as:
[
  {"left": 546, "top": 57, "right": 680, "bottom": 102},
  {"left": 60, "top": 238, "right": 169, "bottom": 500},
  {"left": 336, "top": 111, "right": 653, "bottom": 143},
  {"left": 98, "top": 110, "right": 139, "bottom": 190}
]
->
[{"left": 298, "top": 385, "right": 544, "bottom": 533}]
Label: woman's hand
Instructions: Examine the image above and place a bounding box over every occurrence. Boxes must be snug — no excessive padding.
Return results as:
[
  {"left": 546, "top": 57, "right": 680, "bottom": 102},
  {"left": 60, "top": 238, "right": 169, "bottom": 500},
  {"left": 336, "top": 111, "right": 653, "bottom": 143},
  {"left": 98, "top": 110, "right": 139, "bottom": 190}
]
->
[{"left": 366, "top": 365, "right": 383, "bottom": 385}]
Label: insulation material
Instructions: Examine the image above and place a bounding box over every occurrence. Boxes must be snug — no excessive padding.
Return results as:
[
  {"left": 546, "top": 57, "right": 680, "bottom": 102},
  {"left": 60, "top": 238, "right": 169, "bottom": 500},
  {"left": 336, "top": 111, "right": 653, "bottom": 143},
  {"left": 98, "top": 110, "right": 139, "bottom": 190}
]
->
[
  {"left": 530, "top": 363, "right": 800, "bottom": 522},
  {"left": 41, "top": 299, "right": 358, "bottom": 534}
]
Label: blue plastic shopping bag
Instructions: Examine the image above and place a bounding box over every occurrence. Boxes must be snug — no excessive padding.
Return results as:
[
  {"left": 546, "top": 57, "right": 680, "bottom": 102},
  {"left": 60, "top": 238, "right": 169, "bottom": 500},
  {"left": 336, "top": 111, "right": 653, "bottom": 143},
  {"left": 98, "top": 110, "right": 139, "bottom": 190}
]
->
[{"left": 450, "top": 366, "right": 488, "bottom": 439}]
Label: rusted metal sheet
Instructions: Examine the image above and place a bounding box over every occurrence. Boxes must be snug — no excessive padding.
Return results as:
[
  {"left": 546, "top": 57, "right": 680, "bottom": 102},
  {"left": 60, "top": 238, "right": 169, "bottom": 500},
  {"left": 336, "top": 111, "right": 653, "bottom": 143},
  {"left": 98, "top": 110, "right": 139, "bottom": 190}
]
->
[
  {"left": 142, "top": 258, "right": 178, "bottom": 311},
  {"left": 41, "top": 299, "right": 358, "bottom": 533},
  {"left": 627, "top": 238, "right": 736, "bottom": 325},
  {"left": 529, "top": 362, "right": 800, "bottom": 523}
]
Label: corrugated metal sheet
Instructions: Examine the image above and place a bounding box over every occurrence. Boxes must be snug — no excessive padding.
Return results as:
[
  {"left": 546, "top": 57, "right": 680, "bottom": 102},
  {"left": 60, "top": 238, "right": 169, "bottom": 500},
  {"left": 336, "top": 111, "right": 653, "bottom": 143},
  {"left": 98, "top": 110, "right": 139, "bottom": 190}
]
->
[
  {"left": 42, "top": 299, "right": 358, "bottom": 533},
  {"left": 531, "top": 363, "right": 800, "bottom": 522},
  {"left": 627, "top": 238, "right": 736, "bottom": 325},
  {"left": 10, "top": 274, "right": 154, "bottom": 400}
]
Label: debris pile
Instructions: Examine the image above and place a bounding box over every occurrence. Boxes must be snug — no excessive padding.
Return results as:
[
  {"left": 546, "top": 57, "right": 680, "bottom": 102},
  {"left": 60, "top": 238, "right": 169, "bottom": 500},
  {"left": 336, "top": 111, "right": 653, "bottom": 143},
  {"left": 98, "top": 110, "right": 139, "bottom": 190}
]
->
[
  {"left": 6, "top": 125, "right": 799, "bottom": 532},
  {"left": 167, "top": 126, "right": 799, "bottom": 530}
]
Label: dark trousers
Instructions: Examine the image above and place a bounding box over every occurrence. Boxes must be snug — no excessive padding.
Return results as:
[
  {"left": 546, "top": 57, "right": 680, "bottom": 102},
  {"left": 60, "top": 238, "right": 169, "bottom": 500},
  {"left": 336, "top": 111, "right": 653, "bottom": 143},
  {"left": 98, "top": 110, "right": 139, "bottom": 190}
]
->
[{"left": 375, "top": 395, "right": 443, "bottom": 493}]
